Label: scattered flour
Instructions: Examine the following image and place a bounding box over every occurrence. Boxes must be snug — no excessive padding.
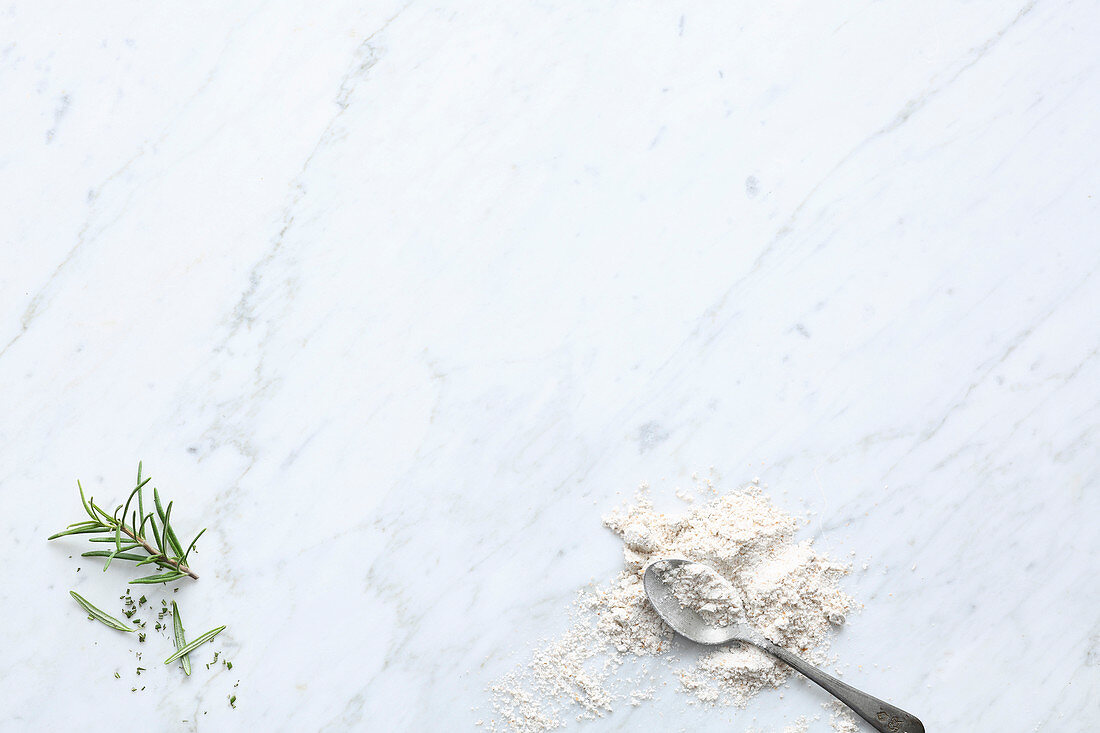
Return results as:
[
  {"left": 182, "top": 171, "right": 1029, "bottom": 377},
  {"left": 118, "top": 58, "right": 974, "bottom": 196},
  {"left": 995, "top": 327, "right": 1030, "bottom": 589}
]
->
[
  {"left": 488, "top": 481, "right": 855, "bottom": 731},
  {"left": 824, "top": 701, "right": 860, "bottom": 733},
  {"left": 783, "top": 716, "right": 810, "bottom": 733}
]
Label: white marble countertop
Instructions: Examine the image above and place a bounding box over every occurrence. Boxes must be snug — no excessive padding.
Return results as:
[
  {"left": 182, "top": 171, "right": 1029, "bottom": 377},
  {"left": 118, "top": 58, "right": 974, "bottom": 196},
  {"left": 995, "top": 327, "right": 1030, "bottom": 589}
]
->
[{"left": 2, "top": 2, "right": 1098, "bottom": 731}]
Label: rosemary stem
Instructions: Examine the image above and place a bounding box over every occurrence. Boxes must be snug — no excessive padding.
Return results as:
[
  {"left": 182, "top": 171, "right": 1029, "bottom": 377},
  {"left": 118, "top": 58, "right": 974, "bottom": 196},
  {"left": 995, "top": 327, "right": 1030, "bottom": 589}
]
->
[{"left": 120, "top": 523, "right": 199, "bottom": 580}]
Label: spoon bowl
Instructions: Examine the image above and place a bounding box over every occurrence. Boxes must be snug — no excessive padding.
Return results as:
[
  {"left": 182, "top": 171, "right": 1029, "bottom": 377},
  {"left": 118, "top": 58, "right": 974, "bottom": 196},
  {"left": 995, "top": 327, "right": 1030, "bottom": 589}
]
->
[
  {"left": 643, "top": 558, "right": 924, "bottom": 733},
  {"left": 643, "top": 558, "right": 763, "bottom": 646}
]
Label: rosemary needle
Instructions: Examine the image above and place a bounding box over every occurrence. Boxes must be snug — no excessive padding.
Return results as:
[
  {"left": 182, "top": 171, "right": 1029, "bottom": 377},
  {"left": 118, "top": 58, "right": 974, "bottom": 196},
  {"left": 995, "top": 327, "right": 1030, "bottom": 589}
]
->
[
  {"left": 164, "top": 625, "right": 226, "bottom": 665},
  {"left": 171, "top": 600, "right": 192, "bottom": 676},
  {"left": 130, "top": 570, "right": 187, "bottom": 585},
  {"left": 70, "top": 591, "right": 134, "bottom": 632}
]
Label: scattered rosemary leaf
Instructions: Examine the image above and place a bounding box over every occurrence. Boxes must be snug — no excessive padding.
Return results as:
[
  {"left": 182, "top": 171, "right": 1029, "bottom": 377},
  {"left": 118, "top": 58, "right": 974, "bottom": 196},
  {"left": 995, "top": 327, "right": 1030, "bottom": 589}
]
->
[
  {"left": 70, "top": 591, "right": 135, "bottom": 633},
  {"left": 164, "top": 626, "right": 225, "bottom": 664},
  {"left": 171, "top": 600, "right": 192, "bottom": 676}
]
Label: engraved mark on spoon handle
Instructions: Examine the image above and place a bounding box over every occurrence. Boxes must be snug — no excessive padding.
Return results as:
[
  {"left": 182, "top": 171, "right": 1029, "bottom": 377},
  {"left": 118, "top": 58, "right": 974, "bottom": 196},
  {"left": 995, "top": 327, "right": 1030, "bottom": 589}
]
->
[{"left": 753, "top": 638, "right": 925, "bottom": 733}]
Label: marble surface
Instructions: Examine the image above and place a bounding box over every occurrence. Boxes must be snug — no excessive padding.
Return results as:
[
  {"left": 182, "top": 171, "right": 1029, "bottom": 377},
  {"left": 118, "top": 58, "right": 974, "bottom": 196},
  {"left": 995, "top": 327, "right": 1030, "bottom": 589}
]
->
[{"left": 2, "top": 1, "right": 1098, "bottom": 730}]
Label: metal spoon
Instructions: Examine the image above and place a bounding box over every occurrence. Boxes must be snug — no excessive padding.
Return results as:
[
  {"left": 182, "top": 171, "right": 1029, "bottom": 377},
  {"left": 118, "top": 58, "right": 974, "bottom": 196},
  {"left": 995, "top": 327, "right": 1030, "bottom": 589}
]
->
[{"left": 643, "top": 558, "right": 924, "bottom": 733}]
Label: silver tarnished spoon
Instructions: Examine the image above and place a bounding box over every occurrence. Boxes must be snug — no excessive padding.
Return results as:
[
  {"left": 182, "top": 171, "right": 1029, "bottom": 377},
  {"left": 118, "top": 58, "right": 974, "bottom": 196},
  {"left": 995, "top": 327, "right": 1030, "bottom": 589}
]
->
[{"left": 643, "top": 558, "right": 924, "bottom": 733}]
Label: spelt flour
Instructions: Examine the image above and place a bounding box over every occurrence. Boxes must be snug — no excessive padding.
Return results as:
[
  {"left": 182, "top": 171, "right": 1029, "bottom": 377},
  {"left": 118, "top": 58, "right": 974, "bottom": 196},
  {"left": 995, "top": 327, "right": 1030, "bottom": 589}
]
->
[{"left": 487, "top": 480, "right": 855, "bottom": 732}]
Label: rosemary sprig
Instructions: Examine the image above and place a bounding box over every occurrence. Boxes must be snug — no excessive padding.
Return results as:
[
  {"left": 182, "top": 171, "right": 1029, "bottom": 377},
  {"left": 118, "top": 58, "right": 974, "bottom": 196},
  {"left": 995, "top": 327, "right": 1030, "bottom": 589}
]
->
[
  {"left": 171, "top": 600, "right": 192, "bottom": 675},
  {"left": 48, "top": 462, "right": 205, "bottom": 583},
  {"left": 70, "top": 590, "right": 134, "bottom": 632},
  {"left": 164, "top": 625, "right": 226, "bottom": 664}
]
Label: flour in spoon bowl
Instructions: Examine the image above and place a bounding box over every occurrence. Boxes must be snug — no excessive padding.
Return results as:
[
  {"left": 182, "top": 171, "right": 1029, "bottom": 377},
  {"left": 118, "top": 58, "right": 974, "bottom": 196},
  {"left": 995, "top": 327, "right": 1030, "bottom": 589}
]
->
[{"left": 651, "top": 559, "right": 747, "bottom": 628}]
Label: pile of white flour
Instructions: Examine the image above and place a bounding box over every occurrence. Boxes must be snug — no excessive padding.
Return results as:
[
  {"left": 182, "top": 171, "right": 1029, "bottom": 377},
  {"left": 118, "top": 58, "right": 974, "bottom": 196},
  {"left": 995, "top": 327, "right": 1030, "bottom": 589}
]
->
[{"left": 487, "top": 481, "right": 855, "bottom": 731}]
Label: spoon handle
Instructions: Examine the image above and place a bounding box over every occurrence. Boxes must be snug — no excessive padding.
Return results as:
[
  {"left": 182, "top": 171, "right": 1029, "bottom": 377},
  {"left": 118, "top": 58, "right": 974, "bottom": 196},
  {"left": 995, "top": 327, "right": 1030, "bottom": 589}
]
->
[{"left": 752, "top": 638, "right": 924, "bottom": 733}]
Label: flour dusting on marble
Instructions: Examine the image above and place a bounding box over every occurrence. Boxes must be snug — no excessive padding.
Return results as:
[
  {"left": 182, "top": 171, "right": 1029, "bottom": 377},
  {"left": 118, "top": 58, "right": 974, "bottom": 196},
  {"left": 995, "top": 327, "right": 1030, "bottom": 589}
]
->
[
  {"left": 487, "top": 480, "right": 854, "bottom": 731},
  {"left": 824, "top": 700, "right": 860, "bottom": 733}
]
